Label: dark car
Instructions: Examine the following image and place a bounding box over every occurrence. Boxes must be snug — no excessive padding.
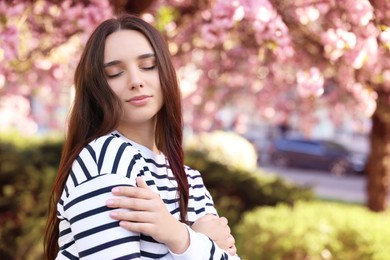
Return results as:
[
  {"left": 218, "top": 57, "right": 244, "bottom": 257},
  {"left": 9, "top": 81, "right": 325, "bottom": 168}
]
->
[{"left": 268, "top": 138, "right": 366, "bottom": 175}]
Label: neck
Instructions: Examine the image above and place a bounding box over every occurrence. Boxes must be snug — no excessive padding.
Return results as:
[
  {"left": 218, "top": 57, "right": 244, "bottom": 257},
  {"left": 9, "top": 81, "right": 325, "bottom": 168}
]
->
[{"left": 117, "top": 122, "right": 159, "bottom": 153}]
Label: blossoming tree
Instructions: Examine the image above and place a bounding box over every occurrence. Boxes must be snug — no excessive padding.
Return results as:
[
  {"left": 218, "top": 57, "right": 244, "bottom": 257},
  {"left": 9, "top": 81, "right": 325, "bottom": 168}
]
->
[
  {"left": 147, "top": 0, "right": 390, "bottom": 211},
  {"left": 0, "top": 0, "right": 113, "bottom": 133},
  {"left": 1, "top": 0, "right": 389, "bottom": 211}
]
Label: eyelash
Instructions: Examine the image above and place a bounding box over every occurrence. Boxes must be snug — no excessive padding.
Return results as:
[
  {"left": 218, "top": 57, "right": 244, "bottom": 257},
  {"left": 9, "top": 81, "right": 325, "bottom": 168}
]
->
[
  {"left": 107, "top": 72, "right": 123, "bottom": 78},
  {"left": 106, "top": 64, "right": 157, "bottom": 78},
  {"left": 141, "top": 65, "right": 156, "bottom": 71}
]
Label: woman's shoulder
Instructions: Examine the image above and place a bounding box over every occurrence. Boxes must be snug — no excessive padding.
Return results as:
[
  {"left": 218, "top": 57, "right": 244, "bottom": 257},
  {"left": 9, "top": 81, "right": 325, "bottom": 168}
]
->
[
  {"left": 184, "top": 165, "right": 205, "bottom": 183},
  {"left": 62, "top": 132, "right": 144, "bottom": 196},
  {"left": 86, "top": 132, "right": 139, "bottom": 155},
  {"left": 90, "top": 132, "right": 126, "bottom": 146},
  {"left": 86, "top": 132, "right": 146, "bottom": 171}
]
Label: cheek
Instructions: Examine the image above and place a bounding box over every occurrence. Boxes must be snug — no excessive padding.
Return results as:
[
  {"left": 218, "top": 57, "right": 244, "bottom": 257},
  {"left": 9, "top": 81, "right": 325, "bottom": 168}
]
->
[
  {"left": 150, "top": 74, "right": 160, "bottom": 86},
  {"left": 108, "top": 79, "right": 126, "bottom": 95},
  {"left": 149, "top": 74, "right": 163, "bottom": 100}
]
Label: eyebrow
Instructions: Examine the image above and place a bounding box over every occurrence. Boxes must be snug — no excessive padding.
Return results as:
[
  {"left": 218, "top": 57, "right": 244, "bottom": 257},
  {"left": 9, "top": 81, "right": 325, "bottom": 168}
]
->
[{"left": 103, "top": 53, "right": 155, "bottom": 68}]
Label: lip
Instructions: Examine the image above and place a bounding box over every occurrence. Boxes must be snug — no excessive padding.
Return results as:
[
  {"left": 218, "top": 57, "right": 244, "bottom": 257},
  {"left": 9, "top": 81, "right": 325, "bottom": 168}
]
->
[{"left": 126, "top": 95, "right": 152, "bottom": 106}]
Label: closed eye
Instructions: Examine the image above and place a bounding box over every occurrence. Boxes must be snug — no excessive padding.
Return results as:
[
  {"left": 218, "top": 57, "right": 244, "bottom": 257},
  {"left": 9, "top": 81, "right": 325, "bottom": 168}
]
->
[
  {"left": 139, "top": 55, "right": 157, "bottom": 71},
  {"left": 140, "top": 65, "right": 156, "bottom": 71},
  {"left": 106, "top": 71, "right": 124, "bottom": 78}
]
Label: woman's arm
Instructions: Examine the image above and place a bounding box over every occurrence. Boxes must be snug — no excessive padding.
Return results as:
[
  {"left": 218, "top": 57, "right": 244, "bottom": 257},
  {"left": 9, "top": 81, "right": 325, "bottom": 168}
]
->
[
  {"left": 107, "top": 178, "right": 241, "bottom": 259},
  {"left": 106, "top": 177, "right": 190, "bottom": 254},
  {"left": 191, "top": 214, "right": 237, "bottom": 256},
  {"left": 61, "top": 174, "right": 142, "bottom": 259}
]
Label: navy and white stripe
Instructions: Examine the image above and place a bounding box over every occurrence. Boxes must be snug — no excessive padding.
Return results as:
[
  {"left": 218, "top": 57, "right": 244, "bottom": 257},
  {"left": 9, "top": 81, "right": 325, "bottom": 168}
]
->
[{"left": 56, "top": 131, "right": 240, "bottom": 259}]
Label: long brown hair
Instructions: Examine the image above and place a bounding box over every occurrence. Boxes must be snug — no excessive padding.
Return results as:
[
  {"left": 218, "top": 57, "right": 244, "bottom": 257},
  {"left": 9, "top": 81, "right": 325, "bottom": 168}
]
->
[{"left": 44, "top": 14, "right": 189, "bottom": 259}]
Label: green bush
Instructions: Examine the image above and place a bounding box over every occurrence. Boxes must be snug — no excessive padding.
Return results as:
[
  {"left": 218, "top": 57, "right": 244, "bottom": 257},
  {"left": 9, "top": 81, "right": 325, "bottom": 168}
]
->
[
  {"left": 235, "top": 201, "right": 390, "bottom": 260},
  {"left": 0, "top": 133, "right": 62, "bottom": 260}
]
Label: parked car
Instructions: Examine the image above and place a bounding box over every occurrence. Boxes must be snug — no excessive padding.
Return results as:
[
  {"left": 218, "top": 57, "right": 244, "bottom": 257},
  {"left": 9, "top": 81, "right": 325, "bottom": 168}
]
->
[{"left": 268, "top": 137, "right": 367, "bottom": 175}]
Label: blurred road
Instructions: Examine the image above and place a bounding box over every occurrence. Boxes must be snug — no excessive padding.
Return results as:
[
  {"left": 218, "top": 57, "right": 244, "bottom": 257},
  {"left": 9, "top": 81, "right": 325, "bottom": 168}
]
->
[{"left": 261, "top": 165, "right": 390, "bottom": 204}]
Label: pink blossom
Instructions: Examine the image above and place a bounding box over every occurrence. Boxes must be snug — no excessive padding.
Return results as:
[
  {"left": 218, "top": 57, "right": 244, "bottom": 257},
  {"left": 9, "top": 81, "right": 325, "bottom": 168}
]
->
[
  {"left": 200, "top": 25, "right": 221, "bottom": 47},
  {"left": 344, "top": 0, "right": 373, "bottom": 26},
  {"left": 0, "top": 94, "right": 38, "bottom": 135},
  {"left": 201, "top": 0, "right": 241, "bottom": 46},
  {"left": 295, "top": 6, "right": 320, "bottom": 25},
  {"left": 321, "top": 28, "right": 356, "bottom": 61},
  {"left": 344, "top": 37, "right": 378, "bottom": 69},
  {"left": 0, "top": 73, "right": 5, "bottom": 89},
  {"left": 1, "top": 0, "right": 389, "bottom": 135},
  {"left": 296, "top": 67, "right": 325, "bottom": 98},
  {"left": 0, "top": 2, "right": 25, "bottom": 16},
  {"left": 241, "top": 0, "right": 274, "bottom": 21},
  {"left": 0, "top": 0, "right": 113, "bottom": 134},
  {"left": 1, "top": 26, "right": 19, "bottom": 60},
  {"left": 380, "top": 28, "right": 390, "bottom": 48},
  {"left": 357, "top": 87, "right": 377, "bottom": 117}
]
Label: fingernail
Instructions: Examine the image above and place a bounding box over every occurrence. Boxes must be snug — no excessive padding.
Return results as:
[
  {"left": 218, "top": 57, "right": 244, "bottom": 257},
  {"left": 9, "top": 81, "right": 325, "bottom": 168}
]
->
[
  {"left": 106, "top": 199, "right": 114, "bottom": 206},
  {"left": 110, "top": 211, "right": 118, "bottom": 217},
  {"left": 112, "top": 187, "right": 120, "bottom": 193},
  {"left": 119, "top": 221, "right": 127, "bottom": 227}
]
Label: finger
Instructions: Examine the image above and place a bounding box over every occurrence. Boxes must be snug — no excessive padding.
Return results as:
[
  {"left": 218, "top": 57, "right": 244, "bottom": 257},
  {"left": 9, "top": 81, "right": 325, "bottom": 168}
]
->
[
  {"left": 106, "top": 197, "right": 151, "bottom": 210},
  {"left": 225, "top": 225, "right": 231, "bottom": 236},
  {"left": 136, "top": 177, "right": 149, "bottom": 189},
  {"left": 216, "top": 234, "right": 234, "bottom": 250},
  {"left": 204, "top": 214, "right": 218, "bottom": 219},
  {"left": 109, "top": 210, "right": 153, "bottom": 223},
  {"left": 119, "top": 221, "right": 155, "bottom": 236},
  {"left": 111, "top": 186, "right": 155, "bottom": 199},
  {"left": 227, "top": 235, "right": 235, "bottom": 246},
  {"left": 227, "top": 245, "right": 237, "bottom": 256},
  {"left": 197, "top": 214, "right": 218, "bottom": 222},
  {"left": 219, "top": 217, "right": 228, "bottom": 226},
  {"left": 111, "top": 186, "right": 136, "bottom": 196}
]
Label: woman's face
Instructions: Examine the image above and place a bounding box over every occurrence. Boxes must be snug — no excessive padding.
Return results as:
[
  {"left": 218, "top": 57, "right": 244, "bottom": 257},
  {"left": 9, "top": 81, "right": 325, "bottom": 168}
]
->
[{"left": 103, "top": 29, "right": 163, "bottom": 129}]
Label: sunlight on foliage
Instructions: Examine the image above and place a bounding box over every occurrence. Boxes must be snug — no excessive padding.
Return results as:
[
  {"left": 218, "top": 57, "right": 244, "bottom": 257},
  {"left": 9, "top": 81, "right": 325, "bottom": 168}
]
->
[
  {"left": 155, "top": 6, "right": 178, "bottom": 32},
  {"left": 185, "top": 130, "right": 258, "bottom": 172}
]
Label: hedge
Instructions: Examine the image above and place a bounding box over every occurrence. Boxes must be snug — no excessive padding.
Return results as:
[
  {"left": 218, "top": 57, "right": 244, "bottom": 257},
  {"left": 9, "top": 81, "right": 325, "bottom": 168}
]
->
[
  {"left": 235, "top": 201, "right": 390, "bottom": 260},
  {"left": 0, "top": 133, "right": 61, "bottom": 260}
]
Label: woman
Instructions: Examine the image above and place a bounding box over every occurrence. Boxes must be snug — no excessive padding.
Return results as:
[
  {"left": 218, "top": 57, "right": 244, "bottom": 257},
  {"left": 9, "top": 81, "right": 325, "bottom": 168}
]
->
[{"left": 44, "top": 14, "right": 239, "bottom": 259}]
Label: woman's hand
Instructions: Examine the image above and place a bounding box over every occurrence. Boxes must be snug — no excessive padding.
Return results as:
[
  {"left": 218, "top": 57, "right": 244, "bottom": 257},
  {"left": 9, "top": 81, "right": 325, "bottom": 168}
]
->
[
  {"left": 106, "top": 177, "right": 189, "bottom": 254},
  {"left": 191, "top": 214, "right": 237, "bottom": 256}
]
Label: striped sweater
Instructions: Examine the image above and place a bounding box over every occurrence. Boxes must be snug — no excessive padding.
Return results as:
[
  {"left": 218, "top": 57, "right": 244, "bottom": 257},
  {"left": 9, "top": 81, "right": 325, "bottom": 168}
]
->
[{"left": 56, "top": 131, "right": 240, "bottom": 259}]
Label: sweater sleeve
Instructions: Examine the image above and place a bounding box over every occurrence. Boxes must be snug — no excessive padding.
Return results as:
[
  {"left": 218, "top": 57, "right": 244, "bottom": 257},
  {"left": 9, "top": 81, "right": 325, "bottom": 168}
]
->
[
  {"left": 60, "top": 174, "right": 142, "bottom": 259},
  {"left": 57, "top": 135, "right": 152, "bottom": 259},
  {"left": 173, "top": 169, "right": 241, "bottom": 259},
  {"left": 168, "top": 226, "right": 241, "bottom": 260}
]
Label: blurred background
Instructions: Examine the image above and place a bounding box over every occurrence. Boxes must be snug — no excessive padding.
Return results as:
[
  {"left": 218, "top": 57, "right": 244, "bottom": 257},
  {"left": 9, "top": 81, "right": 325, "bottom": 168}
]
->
[{"left": 1, "top": 0, "right": 390, "bottom": 259}]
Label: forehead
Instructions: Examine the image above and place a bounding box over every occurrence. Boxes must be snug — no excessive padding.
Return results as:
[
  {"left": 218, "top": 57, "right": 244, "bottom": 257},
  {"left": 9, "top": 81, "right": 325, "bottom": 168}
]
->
[{"left": 104, "top": 30, "right": 154, "bottom": 61}]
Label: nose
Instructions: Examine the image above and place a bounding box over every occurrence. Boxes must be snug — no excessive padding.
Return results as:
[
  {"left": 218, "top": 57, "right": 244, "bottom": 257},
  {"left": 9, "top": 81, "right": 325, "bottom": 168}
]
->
[
  {"left": 130, "top": 81, "right": 143, "bottom": 89},
  {"left": 128, "top": 67, "right": 144, "bottom": 89}
]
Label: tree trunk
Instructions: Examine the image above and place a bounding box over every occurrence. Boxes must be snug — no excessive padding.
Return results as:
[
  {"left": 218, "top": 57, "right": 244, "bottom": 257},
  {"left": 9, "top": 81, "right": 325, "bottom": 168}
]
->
[{"left": 366, "top": 92, "right": 390, "bottom": 212}]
